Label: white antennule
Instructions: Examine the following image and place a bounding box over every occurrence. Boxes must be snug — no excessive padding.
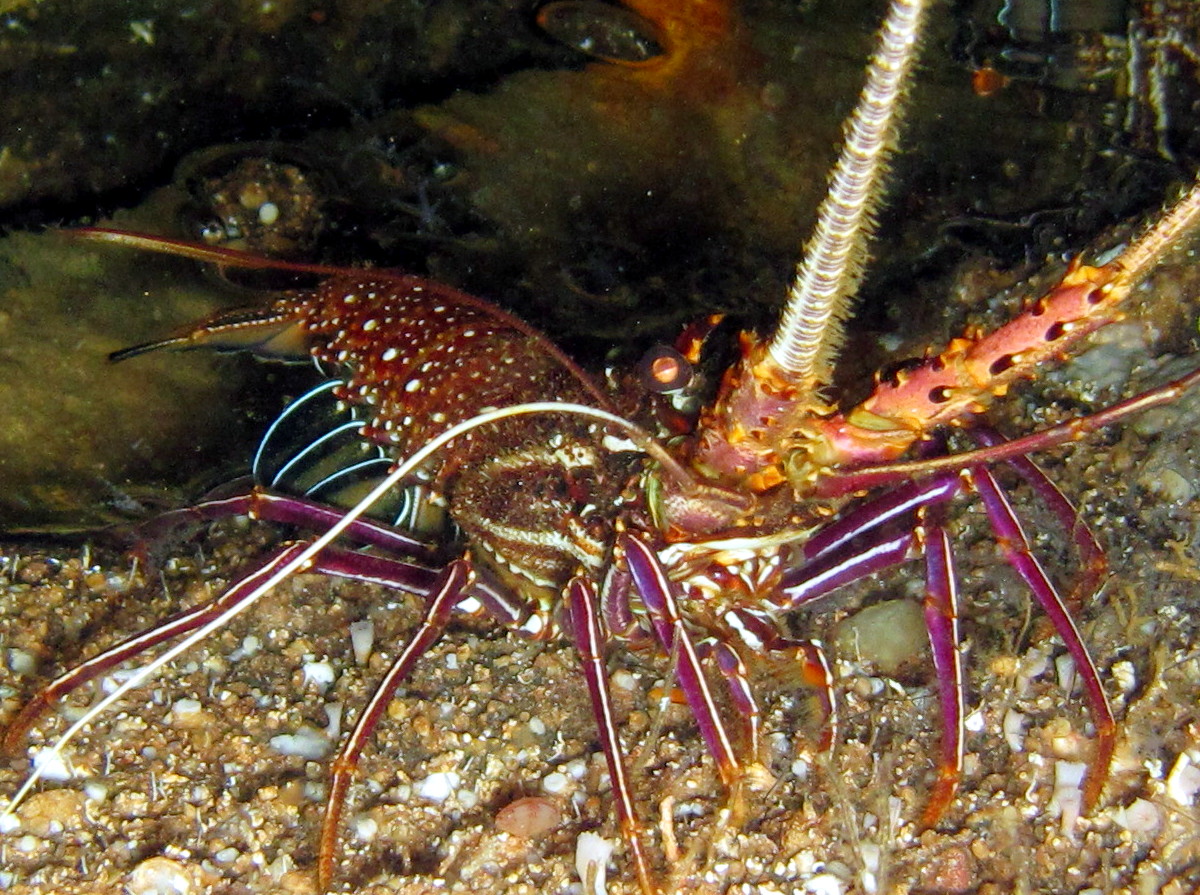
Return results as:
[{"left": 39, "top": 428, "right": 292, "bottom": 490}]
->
[{"left": 0, "top": 400, "right": 665, "bottom": 822}]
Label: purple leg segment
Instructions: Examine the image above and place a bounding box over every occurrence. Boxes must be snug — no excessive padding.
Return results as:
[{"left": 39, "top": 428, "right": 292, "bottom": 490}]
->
[
  {"left": 699, "top": 639, "right": 761, "bottom": 758},
  {"left": 801, "top": 471, "right": 961, "bottom": 564},
  {"left": 621, "top": 533, "right": 741, "bottom": 785},
  {"left": 781, "top": 529, "right": 916, "bottom": 606},
  {"left": 970, "top": 464, "right": 1114, "bottom": 809},
  {"left": 725, "top": 608, "right": 836, "bottom": 751},
  {"left": 565, "top": 576, "right": 657, "bottom": 895},
  {"left": 972, "top": 427, "right": 1107, "bottom": 610},
  {"left": 917, "top": 513, "right": 964, "bottom": 828},
  {"left": 318, "top": 560, "right": 472, "bottom": 890},
  {"left": 137, "top": 486, "right": 438, "bottom": 561}
]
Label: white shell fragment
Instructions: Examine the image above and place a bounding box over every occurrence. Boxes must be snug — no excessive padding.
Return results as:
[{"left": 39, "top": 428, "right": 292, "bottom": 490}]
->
[
  {"left": 1114, "top": 798, "right": 1162, "bottom": 834},
  {"left": 30, "top": 747, "right": 72, "bottom": 783},
  {"left": 349, "top": 619, "right": 375, "bottom": 665},
  {"left": 1165, "top": 753, "right": 1200, "bottom": 807},
  {"left": 124, "top": 855, "right": 194, "bottom": 895},
  {"left": 302, "top": 660, "right": 336, "bottom": 690},
  {"left": 1002, "top": 708, "right": 1026, "bottom": 752},
  {"left": 1055, "top": 654, "right": 1076, "bottom": 694},
  {"left": 415, "top": 770, "right": 461, "bottom": 803},
  {"left": 1048, "top": 760, "right": 1088, "bottom": 832},
  {"left": 804, "top": 872, "right": 847, "bottom": 895},
  {"left": 576, "top": 830, "right": 615, "bottom": 895},
  {"left": 169, "top": 698, "right": 203, "bottom": 723},
  {"left": 268, "top": 725, "right": 331, "bottom": 760}
]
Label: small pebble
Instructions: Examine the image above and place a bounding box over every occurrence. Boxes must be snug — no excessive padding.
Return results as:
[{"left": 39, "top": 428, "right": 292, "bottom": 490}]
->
[
  {"left": 6, "top": 648, "right": 35, "bottom": 675},
  {"left": 833, "top": 599, "right": 926, "bottom": 675},
  {"left": 804, "top": 873, "right": 846, "bottom": 895},
  {"left": 495, "top": 795, "right": 563, "bottom": 838},
  {"left": 542, "top": 771, "right": 570, "bottom": 794},
  {"left": 415, "top": 771, "right": 460, "bottom": 803},
  {"left": 353, "top": 815, "right": 379, "bottom": 842},
  {"left": 17, "top": 789, "right": 87, "bottom": 835},
  {"left": 349, "top": 619, "right": 374, "bottom": 665},
  {"left": 124, "top": 855, "right": 194, "bottom": 895}
]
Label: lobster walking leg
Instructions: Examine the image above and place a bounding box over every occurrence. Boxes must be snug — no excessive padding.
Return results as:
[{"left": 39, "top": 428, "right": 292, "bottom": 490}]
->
[
  {"left": 783, "top": 529, "right": 919, "bottom": 606},
  {"left": 795, "top": 473, "right": 961, "bottom": 570},
  {"left": 138, "top": 486, "right": 438, "bottom": 560},
  {"left": 917, "top": 513, "right": 964, "bottom": 828},
  {"left": 621, "top": 534, "right": 742, "bottom": 785},
  {"left": 971, "top": 428, "right": 1108, "bottom": 611},
  {"left": 1, "top": 545, "right": 441, "bottom": 756},
  {"left": 720, "top": 608, "right": 837, "bottom": 751},
  {"left": 779, "top": 439, "right": 1115, "bottom": 826},
  {"left": 698, "top": 639, "right": 762, "bottom": 761},
  {"left": 318, "top": 560, "right": 472, "bottom": 891},
  {"left": 565, "top": 576, "right": 657, "bottom": 895},
  {"left": 970, "top": 466, "right": 1114, "bottom": 810}
]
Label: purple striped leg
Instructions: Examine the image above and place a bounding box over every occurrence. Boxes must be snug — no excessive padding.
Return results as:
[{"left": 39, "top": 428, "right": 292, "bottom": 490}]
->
[
  {"left": 565, "top": 576, "right": 658, "bottom": 895},
  {"left": 722, "top": 608, "right": 837, "bottom": 752},
  {"left": 778, "top": 447, "right": 1113, "bottom": 825},
  {"left": 972, "top": 427, "right": 1107, "bottom": 610},
  {"left": 318, "top": 560, "right": 473, "bottom": 891},
  {"left": 697, "top": 639, "right": 761, "bottom": 760},
  {"left": 915, "top": 506, "right": 963, "bottom": 828},
  {"left": 620, "top": 533, "right": 741, "bottom": 786},
  {"left": 970, "top": 464, "right": 1114, "bottom": 811},
  {"left": 133, "top": 485, "right": 438, "bottom": 561},
  {"left": 1, "top": 543, "right": 437, "bottom": 755}
]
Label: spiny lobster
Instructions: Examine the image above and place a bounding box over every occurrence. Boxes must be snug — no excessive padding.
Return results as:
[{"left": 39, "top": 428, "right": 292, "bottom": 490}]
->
[{"left": 4, "top": 0, "right": 1200, "bottom": 891}]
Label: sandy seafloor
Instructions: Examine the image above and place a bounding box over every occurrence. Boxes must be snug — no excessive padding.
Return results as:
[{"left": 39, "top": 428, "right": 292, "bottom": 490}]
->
[
  {"left": 2, "top": 0, "right": 1200, "bottom": 891},
  {"left": 2, "top": 249, "right": 1200, "bottom": 895}
]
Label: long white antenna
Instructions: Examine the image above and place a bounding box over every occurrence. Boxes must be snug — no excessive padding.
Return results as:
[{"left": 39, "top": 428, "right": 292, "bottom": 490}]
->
[{"left": 0, "top": 401, "right": 661, "bottom": 821}]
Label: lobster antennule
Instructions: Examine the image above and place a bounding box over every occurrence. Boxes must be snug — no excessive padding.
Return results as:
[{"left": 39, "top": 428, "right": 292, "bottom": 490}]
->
[
  {"left": 108, "top": 301, "right": 312, "bottom": 362},
  {"left": 72, "top": 227, "right": 353, "bottom": 277}
]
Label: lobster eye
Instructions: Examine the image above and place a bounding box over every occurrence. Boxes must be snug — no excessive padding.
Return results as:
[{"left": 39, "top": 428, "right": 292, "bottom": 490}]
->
[{"left": 639, "top": 345, "right": 694, "bottom": 394}]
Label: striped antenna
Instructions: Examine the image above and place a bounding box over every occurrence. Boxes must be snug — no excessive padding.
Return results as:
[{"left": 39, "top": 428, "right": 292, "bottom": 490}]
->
[{"left": 767, "top": 0, "right": 931, "bottom": 389}]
